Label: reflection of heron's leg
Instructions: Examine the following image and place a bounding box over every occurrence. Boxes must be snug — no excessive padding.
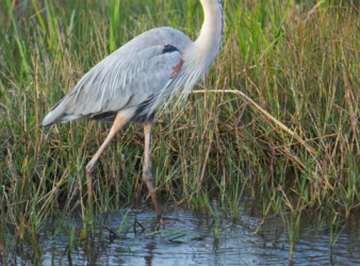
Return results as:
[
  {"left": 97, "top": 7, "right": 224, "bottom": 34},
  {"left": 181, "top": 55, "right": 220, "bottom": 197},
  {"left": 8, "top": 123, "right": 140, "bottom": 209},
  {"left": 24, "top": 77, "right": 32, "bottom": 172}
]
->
[
  {"left": 85, "top": 111, "right": 131, "bottom": 208},
  {"left": 142, "top": 121, "right": 162, "bottom": 218}
]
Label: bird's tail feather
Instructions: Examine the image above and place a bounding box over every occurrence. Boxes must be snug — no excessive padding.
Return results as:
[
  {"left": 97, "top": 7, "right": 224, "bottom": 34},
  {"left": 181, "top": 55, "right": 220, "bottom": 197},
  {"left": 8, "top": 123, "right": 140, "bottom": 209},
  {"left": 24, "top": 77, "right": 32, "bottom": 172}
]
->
[{"left": 42, "top": 98, "right": 68, "bottom": 127}]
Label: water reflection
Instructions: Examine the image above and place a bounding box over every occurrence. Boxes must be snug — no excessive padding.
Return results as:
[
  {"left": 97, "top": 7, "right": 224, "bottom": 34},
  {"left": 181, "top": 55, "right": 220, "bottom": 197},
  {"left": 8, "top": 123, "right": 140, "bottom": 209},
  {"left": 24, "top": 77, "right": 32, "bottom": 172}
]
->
[{"left": 7, "top": 207, "right": 360, "bottom": 265}]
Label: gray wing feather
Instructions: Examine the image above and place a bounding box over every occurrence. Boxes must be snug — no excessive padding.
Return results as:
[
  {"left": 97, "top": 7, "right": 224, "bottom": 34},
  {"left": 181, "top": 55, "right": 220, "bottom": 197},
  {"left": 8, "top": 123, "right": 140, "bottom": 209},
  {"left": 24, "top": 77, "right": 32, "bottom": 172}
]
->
[
  {"left": 42, "top": 27, "right": 191, "bottom": 126},
  {"left": 71, "top": 46, "right": 180, "bottom": 115}
]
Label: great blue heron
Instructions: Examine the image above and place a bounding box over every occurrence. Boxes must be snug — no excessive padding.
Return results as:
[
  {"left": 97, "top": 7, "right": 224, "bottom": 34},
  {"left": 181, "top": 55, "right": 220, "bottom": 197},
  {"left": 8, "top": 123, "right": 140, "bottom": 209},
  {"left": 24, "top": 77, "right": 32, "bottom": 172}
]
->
[{"left": 42, "top": 0, "right": 223, "bottom": 217}]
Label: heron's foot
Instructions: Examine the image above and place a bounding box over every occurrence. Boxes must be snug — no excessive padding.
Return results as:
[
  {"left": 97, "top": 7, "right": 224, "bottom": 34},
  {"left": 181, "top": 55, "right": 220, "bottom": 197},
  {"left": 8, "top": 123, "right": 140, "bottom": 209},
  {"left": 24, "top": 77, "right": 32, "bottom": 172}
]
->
[
  {"left": 142, "top": 167, "right": 162, "bottom": 218},
  {"left": 156, "top": 216, "right": 165, "bottom": 225}
]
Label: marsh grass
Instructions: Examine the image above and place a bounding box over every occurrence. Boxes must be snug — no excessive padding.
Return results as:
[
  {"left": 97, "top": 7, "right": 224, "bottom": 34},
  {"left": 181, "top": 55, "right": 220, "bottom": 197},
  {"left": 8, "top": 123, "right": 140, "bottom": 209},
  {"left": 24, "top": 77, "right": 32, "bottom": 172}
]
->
[{"left": 0, "top": 0, "right": 359, "bottom": 260}]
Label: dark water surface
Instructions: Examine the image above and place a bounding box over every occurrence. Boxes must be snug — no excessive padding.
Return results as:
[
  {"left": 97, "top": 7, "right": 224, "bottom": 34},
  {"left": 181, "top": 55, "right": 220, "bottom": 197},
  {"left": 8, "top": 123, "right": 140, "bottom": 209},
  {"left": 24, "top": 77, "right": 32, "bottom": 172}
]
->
[{"left": 9, "top": 207, "right": 360, "bottom": 265}]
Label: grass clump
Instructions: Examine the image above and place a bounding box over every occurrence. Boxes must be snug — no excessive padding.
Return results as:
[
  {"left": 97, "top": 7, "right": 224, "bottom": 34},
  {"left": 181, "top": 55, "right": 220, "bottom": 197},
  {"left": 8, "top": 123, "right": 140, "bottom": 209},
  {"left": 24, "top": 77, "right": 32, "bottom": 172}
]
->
[{"left": 0, "top": 0, "right": 359, "bottom": 256}]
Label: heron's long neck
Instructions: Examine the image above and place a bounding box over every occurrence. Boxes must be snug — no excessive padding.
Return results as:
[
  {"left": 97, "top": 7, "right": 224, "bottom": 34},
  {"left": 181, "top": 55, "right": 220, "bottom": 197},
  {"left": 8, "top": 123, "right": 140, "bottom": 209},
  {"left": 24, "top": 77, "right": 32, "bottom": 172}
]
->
[{"left": 193, "top": 0, "right": 223, "bottom": 67}]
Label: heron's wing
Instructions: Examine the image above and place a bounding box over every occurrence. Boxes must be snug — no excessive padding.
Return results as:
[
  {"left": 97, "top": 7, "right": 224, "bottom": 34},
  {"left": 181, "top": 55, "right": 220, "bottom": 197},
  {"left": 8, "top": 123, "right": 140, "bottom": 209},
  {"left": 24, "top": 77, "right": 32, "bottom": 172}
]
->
[
  {"left": 43, "top": 45, "right": 182, "bottom": 125},
  {"left": 69, "top": 45, "right": 182, "bottom": 116},
  {"left": 42, "top": 27, "right": 192, "bottom": 126}
]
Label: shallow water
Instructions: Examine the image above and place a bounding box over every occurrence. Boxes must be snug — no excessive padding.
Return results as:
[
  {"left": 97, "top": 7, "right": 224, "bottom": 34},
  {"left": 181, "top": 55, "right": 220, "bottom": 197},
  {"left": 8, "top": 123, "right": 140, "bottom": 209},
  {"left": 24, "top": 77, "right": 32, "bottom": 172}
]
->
[{"left": 8, "top": 207, "right": 360, "bottom": 265}]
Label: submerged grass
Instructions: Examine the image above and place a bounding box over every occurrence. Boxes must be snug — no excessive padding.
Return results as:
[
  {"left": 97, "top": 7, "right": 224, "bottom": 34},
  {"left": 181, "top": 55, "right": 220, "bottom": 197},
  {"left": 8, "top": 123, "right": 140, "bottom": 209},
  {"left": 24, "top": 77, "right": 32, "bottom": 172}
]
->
[{"left": 0, "top": 0, "right": 359, "bottom": 259}]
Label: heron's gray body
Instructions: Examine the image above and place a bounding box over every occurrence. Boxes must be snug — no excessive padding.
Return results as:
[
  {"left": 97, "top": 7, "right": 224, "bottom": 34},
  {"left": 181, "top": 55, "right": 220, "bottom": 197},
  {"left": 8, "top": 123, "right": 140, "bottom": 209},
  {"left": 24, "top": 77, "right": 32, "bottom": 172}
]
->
[
  {"left": 43, "top": 0, "right": 223, "bottom": 127},
  {"left": 43, "top": 27, "right": 192, "bottom": 126}
]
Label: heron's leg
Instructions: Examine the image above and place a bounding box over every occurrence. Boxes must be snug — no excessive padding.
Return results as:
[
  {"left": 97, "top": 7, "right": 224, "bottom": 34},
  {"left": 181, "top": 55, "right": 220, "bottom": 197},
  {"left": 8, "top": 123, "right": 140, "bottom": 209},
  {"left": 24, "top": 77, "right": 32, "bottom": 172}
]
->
[
  {"left": 85, "top": 112, "right": 130, "bottom": 208},
  {"left": 143, "top": 121, "right": 162, "bottom": 217}
]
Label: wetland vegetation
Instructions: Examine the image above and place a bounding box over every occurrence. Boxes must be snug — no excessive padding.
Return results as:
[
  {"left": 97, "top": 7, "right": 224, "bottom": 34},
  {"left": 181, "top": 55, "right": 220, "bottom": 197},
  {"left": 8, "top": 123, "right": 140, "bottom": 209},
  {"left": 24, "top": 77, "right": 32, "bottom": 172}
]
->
[{"left": 0, "top": 0, "right": 359, "bottom": 264}]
